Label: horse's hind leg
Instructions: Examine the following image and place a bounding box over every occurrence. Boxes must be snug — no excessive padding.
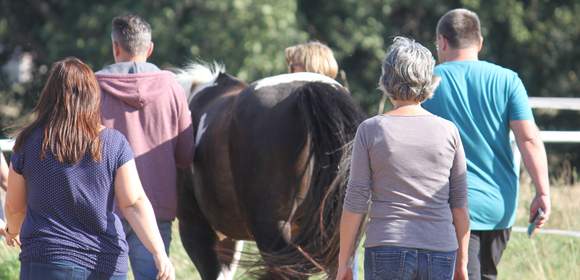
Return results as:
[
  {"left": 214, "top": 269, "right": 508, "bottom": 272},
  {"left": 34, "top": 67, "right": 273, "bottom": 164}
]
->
[
  {"left": 177, "top": 168, "right": 221, "bottom": 280},
  {"left": 216, "top": 238, "right": 244, "bottom": 280},
  {"left": 179, "top": 220, "right": 221, "bottom": 279},
  {"left": 179, "top": 213, "right": 244, "bottom": 280}
]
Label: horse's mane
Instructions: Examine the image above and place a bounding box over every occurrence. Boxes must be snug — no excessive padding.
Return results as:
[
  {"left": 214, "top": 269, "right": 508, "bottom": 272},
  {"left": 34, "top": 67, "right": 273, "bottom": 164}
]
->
[{"left": 175, "top": 61, "right": 225, "bottom": 101}]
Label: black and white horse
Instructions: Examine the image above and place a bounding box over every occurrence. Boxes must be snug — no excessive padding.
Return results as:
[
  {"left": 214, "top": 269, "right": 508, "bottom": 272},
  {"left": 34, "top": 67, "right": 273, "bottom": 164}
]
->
[{"left": 176, "top": 63, "right": 364, "bottom": 279}]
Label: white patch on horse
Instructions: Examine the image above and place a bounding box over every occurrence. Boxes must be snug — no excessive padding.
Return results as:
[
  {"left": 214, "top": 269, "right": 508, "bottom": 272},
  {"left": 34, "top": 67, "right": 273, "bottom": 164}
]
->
[
  {"left": 253, "top": 72, "right": 341, "bottom": 90},
  {"left": 217, "top": 241, "right": 244, "bottom": 280},
  {"left": 175, "top": 61, "right": 225, "bottom": 102},
  {"left": 196, "top": 113, "right": 208, "bottom": 146}
]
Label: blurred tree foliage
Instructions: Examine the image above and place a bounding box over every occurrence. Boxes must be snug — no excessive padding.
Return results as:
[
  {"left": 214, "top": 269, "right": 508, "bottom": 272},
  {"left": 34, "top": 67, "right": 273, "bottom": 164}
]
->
[
  {"left": 297, "top": 0, "right": 579, "bottom": 110},
  {"left": 0, "top": 0, "right": 307, "bottom": 133},
  {"left": 0, "top": 0, "right": 579, "bottom": 180}
]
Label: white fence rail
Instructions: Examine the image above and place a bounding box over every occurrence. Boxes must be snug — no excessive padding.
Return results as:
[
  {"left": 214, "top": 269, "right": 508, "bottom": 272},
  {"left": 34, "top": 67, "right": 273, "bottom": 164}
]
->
[
  {"left": 513, "top": 226, "right": 580, "bottom": 238},
  {"left": 539, "top": 131, "right": 580, "bottom": 143},
  {"left": 528, "top": 97, "right": 580, "bottom": 143},
  {"left": 529, "top": 97, "right": 580, "bottom": 111}
]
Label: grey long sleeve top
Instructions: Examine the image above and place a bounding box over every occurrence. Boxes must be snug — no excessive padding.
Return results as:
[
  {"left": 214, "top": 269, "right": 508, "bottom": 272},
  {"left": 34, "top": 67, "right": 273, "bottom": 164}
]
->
[{"left": 344, "top": 115, "right": 467, "bottom": 252}]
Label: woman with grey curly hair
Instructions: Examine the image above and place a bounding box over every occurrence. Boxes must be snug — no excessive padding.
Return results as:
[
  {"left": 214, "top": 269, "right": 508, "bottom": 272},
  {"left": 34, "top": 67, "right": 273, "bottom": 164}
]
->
[{"left": 337, "top": 37, "right": 470, "bottom": 280}]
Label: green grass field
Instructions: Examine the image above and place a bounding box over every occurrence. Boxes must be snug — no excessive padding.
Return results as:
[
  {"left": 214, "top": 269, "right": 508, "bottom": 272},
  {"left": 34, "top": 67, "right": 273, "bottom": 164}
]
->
[
  {"left": 0, "top": 183, "right": 578, "bottom": 279},
  {"left": 499, "top": 183, "right": 580, "bottom": 279}
]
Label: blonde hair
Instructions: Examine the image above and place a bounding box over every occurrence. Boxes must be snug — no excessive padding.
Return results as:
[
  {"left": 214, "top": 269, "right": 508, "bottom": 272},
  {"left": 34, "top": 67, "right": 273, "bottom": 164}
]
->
[{"left": 285, "top": 41, "right": 339, "bottom": 79}]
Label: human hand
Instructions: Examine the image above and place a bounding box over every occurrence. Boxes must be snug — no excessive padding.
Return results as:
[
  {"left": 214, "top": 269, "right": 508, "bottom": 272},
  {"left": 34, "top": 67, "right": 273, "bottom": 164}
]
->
[
  {"left": 335, "top": 266, "right": 353, "bottom": 280},
  {"left": 154, "top": 253, "right": 175, "bottom": 280},
  {"left": 4, "top": 227, "right": 21, "bottom": 247},
  {"left": 529, "top": 193, "right": 550, "bottom": 228}
]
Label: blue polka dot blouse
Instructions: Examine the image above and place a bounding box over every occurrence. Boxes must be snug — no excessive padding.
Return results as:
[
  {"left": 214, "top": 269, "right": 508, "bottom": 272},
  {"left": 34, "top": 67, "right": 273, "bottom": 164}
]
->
[{"left": 11, "top": 127, "right": 133, "bottom": 275}]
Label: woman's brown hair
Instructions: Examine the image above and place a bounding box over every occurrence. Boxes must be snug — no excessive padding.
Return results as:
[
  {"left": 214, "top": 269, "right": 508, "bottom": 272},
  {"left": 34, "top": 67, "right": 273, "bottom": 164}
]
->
[{"left": 13, "top": 57, "right": 102, "bottom": 163}]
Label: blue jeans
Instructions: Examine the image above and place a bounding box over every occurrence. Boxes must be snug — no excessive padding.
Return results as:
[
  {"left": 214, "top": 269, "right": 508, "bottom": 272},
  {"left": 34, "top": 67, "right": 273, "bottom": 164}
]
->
[
  {"left": 364, "top": 246, "right": 456, "bottom": 280},
  {"left": 20, "top": 261, "right": 126, "bottom": 280},
  {"left": 122, "top": 220, "right": 172, "bottom": 280}
]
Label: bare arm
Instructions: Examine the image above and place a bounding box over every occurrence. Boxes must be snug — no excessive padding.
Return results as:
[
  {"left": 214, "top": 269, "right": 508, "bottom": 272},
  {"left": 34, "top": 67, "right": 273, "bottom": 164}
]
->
[
  {"left": 4, "top": 166, "right": 27, "bottom": 246},
  {"left": 448, "top": 129, "right": 469, "bottom": 279},
  {"left": 452, "top": 207, "right": 470, "bottom": 280},
  {"left": 336, "top": 209, "right": 365, "bottom": 280},
  {"left": 115, "top": 160, "right": 175, "bottom": 280},
  {"left": 510, "top": 120, "right": 550, "bottom": 228}
]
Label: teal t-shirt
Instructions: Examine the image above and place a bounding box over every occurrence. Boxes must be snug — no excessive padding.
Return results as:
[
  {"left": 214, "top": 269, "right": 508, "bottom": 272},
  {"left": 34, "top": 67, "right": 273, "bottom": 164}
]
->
[{"left": 423, "top": 60, "right": 533, "bottom": 230}]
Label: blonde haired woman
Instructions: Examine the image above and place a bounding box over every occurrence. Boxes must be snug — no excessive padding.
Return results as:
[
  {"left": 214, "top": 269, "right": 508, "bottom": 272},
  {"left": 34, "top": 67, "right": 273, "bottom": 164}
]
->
[{"left": 285, "top": 41, "right": 339, "bottom": 79}]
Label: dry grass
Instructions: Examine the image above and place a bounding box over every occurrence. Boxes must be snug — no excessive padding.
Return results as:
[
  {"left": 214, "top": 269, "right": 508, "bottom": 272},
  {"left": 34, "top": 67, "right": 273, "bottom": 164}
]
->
[{"left": 500, "top": 182, "right": 580, "bottom": 279}]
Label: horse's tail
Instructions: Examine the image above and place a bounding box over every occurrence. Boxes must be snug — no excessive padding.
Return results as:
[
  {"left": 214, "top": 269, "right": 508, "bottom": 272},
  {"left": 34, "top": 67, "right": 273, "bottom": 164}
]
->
[{"left": 258, "top": 82, "right": 365, "bottom": 278}]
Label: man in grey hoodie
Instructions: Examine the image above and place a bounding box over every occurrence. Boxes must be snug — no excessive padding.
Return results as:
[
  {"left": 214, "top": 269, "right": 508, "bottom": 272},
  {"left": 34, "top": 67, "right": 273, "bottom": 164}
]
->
[{"left": 96, "top": 14, "right": 194, "bottom": 280}]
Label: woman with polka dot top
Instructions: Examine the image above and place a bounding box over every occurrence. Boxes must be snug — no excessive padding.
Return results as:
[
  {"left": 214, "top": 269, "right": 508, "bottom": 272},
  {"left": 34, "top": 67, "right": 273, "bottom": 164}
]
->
[{"left": 4, "top": 57, "right": 175, "bottom": 280}]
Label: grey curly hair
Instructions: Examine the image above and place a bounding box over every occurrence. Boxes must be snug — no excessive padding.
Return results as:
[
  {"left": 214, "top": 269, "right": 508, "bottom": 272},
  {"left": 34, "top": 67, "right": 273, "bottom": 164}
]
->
[{"left": 379, "top": 36, "right": 440, "bottom": 102}]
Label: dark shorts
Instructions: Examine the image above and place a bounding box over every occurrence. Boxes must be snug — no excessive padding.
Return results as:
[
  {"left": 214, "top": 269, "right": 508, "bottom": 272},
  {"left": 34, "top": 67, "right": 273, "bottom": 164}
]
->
[
  {"left": 467, "top": 228, "right": 511, "bottom": 280},
  {"left": 364, "top": 245, "right": 456, "bottom": 280},
  {"left": 20, "top": 261, "right": 127, "bottom": 280}
]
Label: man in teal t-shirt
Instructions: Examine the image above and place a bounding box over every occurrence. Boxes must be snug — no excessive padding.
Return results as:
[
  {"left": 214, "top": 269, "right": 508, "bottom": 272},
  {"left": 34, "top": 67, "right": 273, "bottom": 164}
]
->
[{"left": 423, "top": 8, "right": 551, "bottom": 280}]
